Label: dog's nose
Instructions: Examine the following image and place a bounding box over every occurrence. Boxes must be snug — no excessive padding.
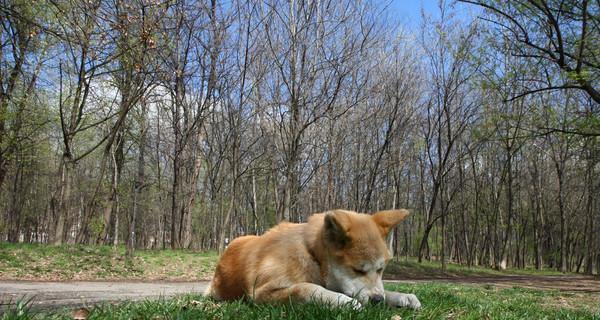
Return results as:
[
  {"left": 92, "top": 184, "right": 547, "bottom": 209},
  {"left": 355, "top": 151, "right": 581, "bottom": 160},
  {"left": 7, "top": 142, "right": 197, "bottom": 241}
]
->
[{"left": 369, "top": 294, "right": 384, "bottom": 304}]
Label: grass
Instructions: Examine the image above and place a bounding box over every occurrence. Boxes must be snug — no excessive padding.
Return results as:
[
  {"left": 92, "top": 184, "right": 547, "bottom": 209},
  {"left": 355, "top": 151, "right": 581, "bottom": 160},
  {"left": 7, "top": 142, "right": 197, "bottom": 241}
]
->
[
  {"left": 1, "top": 242, "right": 574, "bottom": 281},
  {"left": 0, "top": 243, "right": 218, "bottom": 281},
  {"left": 3, "top": 283, "right": 599, "bottom": 320},
  {"left": 384, "top": 257, "right": 570, "bottom": 279},
  {"left": 1, "top": 243, "right": 598, "bottom": 319}
]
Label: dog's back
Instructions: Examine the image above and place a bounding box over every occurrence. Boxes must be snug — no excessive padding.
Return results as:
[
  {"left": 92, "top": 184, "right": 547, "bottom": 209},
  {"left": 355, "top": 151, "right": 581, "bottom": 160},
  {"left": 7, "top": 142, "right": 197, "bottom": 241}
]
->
[
  {"left": 205, "top": 235, "right": 259, "bottom": 300},
  {"left": 205, "top": 221, "right": 322, "bottom": 301}
]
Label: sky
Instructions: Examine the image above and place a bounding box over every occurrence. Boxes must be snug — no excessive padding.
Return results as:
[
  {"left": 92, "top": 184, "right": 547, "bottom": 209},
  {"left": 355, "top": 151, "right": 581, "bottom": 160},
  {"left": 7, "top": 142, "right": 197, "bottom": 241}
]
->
[
  {"left": 389, "top": 0, "right": 439, "bottom": 26},
  {"left": 387, "top": 0, "right": 480, "bottom": 29}
]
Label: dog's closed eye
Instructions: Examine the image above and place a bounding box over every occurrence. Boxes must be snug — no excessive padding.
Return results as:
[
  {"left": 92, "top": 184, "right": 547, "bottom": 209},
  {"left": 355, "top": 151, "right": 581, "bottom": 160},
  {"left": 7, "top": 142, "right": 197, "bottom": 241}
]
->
[{"left": 352, "top": 267, "right": 367, "bottom": 276}]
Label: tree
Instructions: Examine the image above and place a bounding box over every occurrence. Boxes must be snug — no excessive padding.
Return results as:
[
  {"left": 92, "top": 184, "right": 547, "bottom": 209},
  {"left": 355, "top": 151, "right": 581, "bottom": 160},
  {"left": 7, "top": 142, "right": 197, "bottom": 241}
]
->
[
  {"left": 159, "top": 0, "right": 223, "bottom": 249},
  {"left": 259, "top": 0, "right": 379, "bottom": 221},
  {"left": 416, "top": 2, "right": 480, "bottom": 270},
  {"left": 459, "top": 0, "right": 600, "bottom": 105},
  {"left": 50, "top": 0, "right": 118, "bottom": 245},
  {"left": 0, "top": 0, "right": 52, "bottom": 242}
]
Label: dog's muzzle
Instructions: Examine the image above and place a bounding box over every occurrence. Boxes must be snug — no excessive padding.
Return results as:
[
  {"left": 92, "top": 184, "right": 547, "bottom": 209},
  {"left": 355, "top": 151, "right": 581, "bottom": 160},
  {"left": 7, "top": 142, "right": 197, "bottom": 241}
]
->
[{"left": 369, "top": 294, "right": 385, "bottom": 304}]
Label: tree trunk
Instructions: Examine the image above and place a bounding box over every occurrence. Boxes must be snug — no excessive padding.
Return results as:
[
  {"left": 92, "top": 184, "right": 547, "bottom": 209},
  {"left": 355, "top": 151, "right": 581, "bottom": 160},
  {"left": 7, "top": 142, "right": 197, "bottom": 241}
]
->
[
  {"left": 51, "top": 153, "right": 73, "bottom": 245},
  {"left": 585, "top": 144, "right": 595, "bottom": 274},
  {"left": 7, "top": 161, "right": 24, "bottom": 243},
  {"left": 498, "top": 152, "right": 513, "bottom": 270},
  {"left": 418, "top": 177, "right": 441, "bottom": 262},
  {"left": 100, "top": 133, "right": 125, "bottom": 245},
  {"left": 441, "top": 192, "right": 447, "bottom": 272},
  {"left": 128, "top": 102, "right": 147, "bottom": 256},
  {"left": 171, "top": 150, "right": 181, "bottom": 249},
  {"left": 0, "top": 156, "right": 7, "bottom": 194},
  {"left": 280, "top": 149, "right": 297, "bottom": 222},
  {"left": 251, "top": 171, "right": 259, "bottom": 234},
  {"left": 180, "top": 150, "right": 203, "bottom": 249},
  {"left": 556, "top": 160, "right": 568, "bottom": 273}
]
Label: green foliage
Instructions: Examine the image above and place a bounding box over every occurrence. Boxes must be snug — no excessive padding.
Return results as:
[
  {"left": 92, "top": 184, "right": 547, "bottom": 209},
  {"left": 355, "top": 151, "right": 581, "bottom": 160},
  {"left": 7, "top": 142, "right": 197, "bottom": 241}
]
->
[
  {"left": 0, "top": 297, "right": 36, "bottom": 320},
  {"left": 88, "top": 215, "right": 105, "bottom": 241},
  {"left": 567, "top": 70, "right": 593, "bottom": 83},
  {"left": 264, "top": 205, "right": 278, "bottom": 228}
]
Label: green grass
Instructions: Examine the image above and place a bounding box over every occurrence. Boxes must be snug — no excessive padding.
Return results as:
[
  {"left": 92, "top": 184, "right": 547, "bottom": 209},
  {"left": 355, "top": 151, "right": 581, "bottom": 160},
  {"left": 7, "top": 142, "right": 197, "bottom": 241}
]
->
[
  {"left": 385, "top": 257, "right": 570, "bottom": 279},
  {"left": 3, "top": 283, "right": 598, "bottom": 320},
  {"left": 0, "top": 243, "right": 218, "bottom": 280},
  {"left": 1, "top": 242, "right": 574, "bottom": 282},
  {"left": 3, "top": 243, "right": 597, "bottom": 319}
]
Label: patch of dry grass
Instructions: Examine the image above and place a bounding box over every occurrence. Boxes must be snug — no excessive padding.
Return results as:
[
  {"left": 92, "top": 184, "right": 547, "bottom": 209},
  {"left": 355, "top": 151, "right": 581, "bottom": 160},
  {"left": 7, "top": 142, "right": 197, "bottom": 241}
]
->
[{"left": 0, "top": 243, "right": 217, "bottom": 281}]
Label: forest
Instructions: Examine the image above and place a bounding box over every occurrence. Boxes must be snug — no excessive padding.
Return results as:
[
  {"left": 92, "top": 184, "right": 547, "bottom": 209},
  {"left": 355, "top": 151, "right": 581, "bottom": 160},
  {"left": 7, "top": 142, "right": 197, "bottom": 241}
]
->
[{"left": 0, "top": 0, "right": 598, "bottom": 274}]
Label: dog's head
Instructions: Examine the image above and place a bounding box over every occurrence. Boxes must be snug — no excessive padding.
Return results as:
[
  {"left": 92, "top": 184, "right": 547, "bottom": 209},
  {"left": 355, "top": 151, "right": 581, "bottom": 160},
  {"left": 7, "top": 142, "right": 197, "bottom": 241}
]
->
[{"left": 322, "top": 209, "right": 409, "bottom": 305}]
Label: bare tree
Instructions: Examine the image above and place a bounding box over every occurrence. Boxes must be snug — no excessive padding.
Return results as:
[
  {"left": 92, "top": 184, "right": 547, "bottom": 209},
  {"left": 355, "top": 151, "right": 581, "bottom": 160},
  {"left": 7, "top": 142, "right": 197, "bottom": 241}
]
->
[
  {"left": 259, "top": 0, "right": 379, "bottom": 221},
  {"left": 416, "top": 2, "right": 480, "bottom": 270}
]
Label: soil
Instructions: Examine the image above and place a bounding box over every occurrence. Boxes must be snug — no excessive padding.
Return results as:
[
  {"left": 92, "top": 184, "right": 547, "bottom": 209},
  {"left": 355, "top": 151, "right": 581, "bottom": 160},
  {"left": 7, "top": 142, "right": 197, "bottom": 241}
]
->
[
  {"left": 0, "top": 281, "right": 208, "bottom": 312},
  {"left": 386, "top": 274, "right": 600, "bottom": 293}
]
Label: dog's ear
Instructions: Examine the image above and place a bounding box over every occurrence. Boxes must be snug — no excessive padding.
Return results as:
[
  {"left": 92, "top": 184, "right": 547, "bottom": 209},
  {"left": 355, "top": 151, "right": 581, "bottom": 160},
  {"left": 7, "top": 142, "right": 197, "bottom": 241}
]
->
[
  {"left": 324, "top": 211, "right": 352, "bottom": 248},
  {"left": 372, "top": 209, "right": 409, "bottom": 236}
]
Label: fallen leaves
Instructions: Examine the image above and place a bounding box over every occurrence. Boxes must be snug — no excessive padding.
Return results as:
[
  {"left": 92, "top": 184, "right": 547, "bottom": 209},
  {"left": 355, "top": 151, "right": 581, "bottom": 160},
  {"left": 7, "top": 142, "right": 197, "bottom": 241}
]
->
[{"left": 71, "top": 307, "right": 89, "bottom": 320}]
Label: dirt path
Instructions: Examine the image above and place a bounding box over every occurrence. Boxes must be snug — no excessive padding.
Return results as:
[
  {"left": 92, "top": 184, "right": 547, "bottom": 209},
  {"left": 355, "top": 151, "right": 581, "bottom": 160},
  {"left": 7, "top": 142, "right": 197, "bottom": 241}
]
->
[
  {"left": 386, "top": 274, "right": 600, "bottom": 293},
  {"left": 1, "top": 275, "right": 598, "bottom": 312},
  {"left": 0, "top": 281, "right": 209, "bottom": 311}
]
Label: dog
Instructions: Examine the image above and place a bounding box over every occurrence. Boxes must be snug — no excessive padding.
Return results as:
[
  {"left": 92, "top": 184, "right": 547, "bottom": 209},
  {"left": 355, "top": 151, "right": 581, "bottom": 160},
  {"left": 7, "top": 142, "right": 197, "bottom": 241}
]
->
[{"left": 204, "top": 209, "right": 421, "bottom": 309}]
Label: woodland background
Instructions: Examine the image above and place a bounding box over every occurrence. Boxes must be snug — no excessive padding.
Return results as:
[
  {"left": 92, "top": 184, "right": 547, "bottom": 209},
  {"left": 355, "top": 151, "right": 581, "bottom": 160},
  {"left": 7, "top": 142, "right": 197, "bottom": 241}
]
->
[{"left": 0, "top": 0, "right": 598, "bottom": 274}]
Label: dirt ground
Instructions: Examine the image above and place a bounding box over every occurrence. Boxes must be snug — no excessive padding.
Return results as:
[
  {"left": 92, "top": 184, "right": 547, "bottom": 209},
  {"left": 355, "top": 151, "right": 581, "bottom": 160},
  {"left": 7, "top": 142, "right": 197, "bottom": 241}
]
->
[
  {"left": 1, "top": 275, "right": 598, "bottom": 312},
  {"left": 0, "top": 281, "right": 209, "bottom": 311},
  {"left": 386, "top": 274, "right": 600, "bottom": 293}
]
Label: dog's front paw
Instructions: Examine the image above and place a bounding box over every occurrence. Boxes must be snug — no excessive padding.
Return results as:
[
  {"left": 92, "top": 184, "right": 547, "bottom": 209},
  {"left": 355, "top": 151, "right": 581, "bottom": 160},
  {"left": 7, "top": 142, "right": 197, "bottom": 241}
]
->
[
  {"left": 386, "top": 292, "right": 421, "bottom": 310},
  {"left": 402, "top": 293, "right": 421, "bottom": 309},
  {"left": 338, "top": 295, "right": 362, "bottom": 310}
]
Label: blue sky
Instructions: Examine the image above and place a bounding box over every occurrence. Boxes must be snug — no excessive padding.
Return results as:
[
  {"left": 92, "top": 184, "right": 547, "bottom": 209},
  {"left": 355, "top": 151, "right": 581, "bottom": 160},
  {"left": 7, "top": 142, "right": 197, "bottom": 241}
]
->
[
  {"left": 389, "top": 0, "right": 439, "bottom": 25},
  {"left": 386, "top": 0, "right": 479, "bottom": 28}
]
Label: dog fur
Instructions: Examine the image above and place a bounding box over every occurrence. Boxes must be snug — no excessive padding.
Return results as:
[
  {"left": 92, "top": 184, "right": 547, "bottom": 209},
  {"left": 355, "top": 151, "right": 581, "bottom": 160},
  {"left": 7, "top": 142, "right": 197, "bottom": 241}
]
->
[{"left": 204, "top": 209, "right": 421, "bottom": 309}]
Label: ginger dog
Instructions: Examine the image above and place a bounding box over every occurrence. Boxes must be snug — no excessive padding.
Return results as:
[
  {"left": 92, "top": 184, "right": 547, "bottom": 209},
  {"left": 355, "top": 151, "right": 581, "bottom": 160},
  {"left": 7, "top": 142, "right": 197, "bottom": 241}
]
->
[{"left": 204, "top": 209, "right": 421, "bottom": 309}]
